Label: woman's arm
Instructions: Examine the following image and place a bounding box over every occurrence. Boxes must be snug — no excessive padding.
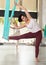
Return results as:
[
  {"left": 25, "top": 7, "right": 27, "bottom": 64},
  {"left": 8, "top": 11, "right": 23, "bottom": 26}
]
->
[
  {"left": 10, "top": 23, "right": 26, "bottom": 29},
  {"left": 14, "top": 23, "right": 26, "bottom": 29},
  {"left": 15, "top": 2, "right": 32, "bottom": 20}
]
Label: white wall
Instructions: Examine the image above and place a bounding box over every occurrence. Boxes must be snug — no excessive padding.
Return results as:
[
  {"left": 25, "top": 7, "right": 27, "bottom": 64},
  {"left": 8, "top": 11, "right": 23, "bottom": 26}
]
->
[
  {"left": 0, "top": 0, "right": 5, "bottom": 10},
  {"left": 23, "top": 0, "right": 36, "bottom": 12},
  {"left": 0, "top": 0, "right": 36, "bottom": 11},
  {"left": 42, "top": 0, "right": 46, "bottom": 28}
]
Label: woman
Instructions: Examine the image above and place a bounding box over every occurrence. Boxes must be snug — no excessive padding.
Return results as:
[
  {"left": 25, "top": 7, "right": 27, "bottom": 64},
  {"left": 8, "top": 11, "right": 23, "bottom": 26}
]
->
[{"left": 9, "top": 3, "right": 42, "bottom": 62}]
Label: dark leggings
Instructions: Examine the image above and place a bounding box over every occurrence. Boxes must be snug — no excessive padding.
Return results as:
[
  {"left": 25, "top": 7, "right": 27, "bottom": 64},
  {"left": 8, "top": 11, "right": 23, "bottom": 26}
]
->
[{"left": 9, "top": 30, "right": 42, "bottom": 58}]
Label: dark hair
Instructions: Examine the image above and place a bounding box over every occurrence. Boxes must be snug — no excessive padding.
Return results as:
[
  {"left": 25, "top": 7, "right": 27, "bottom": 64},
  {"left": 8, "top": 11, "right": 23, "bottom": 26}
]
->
[{"left": 18, "top": 14, "right": 25, "bottom": 22}]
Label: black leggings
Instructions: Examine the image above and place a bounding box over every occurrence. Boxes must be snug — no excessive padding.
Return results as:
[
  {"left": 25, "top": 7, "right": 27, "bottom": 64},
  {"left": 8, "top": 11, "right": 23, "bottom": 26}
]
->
[{"left": 9, "top": 31, "right": 42, "bottom": 58}]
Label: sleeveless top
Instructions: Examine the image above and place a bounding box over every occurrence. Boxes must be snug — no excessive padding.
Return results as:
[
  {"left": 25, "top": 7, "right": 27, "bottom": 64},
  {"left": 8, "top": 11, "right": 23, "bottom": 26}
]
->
[{"left": 26, "top": 18, "right": 41, "bottom": 33}]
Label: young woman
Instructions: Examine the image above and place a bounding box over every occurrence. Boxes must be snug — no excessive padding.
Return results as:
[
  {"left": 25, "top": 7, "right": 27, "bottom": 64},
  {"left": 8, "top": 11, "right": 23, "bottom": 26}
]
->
[{"left": 9, "top": 3, "right": 42, "bottom": 62}]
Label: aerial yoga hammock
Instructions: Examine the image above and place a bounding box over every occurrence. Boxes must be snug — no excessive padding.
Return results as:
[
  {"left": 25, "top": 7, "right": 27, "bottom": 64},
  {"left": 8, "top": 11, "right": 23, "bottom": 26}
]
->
[{"left": 3, "top": 0, "right": 18, "bottom": 40}]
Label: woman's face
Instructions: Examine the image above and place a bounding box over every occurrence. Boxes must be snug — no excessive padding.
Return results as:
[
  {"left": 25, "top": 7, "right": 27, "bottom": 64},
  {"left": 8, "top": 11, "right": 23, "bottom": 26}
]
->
[{"left": 21, "top": 16, "right": 27, "bottom": 22}]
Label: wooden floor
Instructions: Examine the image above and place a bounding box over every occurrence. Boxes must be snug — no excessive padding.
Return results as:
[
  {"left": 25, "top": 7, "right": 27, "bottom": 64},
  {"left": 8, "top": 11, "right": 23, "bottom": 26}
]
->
[{"left": 0, "top": 44, "right": 46, "bottom": 65}]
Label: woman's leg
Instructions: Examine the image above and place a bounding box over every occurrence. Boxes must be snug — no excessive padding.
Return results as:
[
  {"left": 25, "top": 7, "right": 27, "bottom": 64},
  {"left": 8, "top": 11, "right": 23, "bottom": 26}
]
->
[
  {"left": 9, "top": 32, "right": 35, "bottom": 40},
  {"left": 9, "top": 31, "right": 42, "bottom": 60},
  {"left": 9, "top": 32, "right": 35, "bottom": 50},
  {"left": 35, "top": 31, "right": 42, "bottom": 61}
]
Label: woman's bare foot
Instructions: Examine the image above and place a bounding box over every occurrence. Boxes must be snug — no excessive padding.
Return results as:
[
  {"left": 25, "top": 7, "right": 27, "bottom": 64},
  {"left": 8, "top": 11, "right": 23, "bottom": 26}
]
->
[{"left": 35, "top": 57, "right": 39, "bottom": 62}]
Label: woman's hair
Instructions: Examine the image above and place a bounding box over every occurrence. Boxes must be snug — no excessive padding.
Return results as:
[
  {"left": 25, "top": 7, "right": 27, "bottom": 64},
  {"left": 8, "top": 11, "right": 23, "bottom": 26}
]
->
[
  {"left": 18, "top": 14, "right": 26, "bottom": 22},
  {"left": 18, "top": 14, "right": 23, "bottom": 22}
]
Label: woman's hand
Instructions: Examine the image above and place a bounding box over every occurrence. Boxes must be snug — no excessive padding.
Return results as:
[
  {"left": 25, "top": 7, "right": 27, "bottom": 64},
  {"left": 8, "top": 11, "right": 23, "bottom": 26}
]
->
[
  {"left": 14, "top": 1, "right": 32, "bottom": 21},
  {"left": 14, "top": 1, "right": 21, "bottom": 8},
  {"left": 14, "top": 1, "right": 17, "bottom": 6},
  {"left": 10, "top": 25, "right": 15, "bottom": 29}
]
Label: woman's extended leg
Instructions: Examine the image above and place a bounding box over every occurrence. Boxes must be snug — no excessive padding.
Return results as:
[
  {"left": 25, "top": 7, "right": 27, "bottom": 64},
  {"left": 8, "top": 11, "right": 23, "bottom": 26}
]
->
[
  {"left": 9, "top": 32, "right": 35, "bottom": 50},
  {"left": 9, "top": 32, "right": 35, "bottom": 40}
]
